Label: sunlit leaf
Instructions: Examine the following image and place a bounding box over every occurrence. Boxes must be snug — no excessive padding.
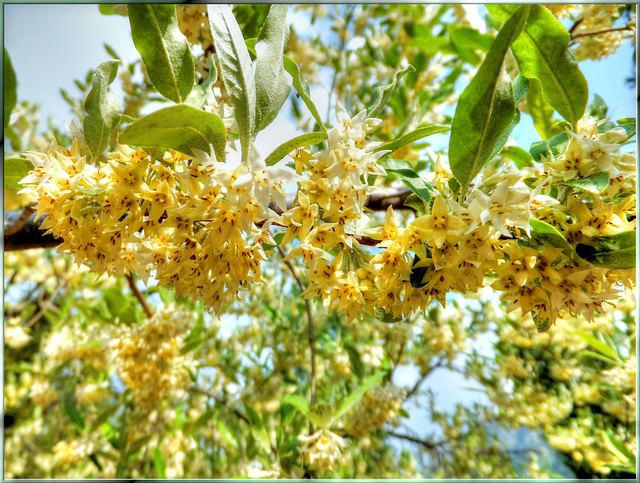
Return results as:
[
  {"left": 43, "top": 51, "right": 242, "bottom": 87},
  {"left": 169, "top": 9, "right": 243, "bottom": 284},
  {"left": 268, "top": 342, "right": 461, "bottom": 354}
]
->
[{"left": 128, "top": 4, "right": 194, "bottom": 103}]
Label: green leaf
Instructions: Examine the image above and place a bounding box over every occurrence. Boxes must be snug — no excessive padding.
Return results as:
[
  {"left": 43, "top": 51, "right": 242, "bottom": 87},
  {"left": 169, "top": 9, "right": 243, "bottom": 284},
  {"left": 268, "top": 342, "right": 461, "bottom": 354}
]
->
[
  {"left": 488, "top": 74, "right": 530, "bottom": 161},
  {"left": 529, "top": 219, "right": 574, "bottom": 254},
  {"left": 208, "top": 5, "right": 256, "bottom": 162},
  {"left": 448, "top": 25, "right": 494, "bottom": 65},
  {"left": 283, "top": 55, "right": 325, "bottom": 133},
  {"left": 500, "top": 145, "right": 534, "bottom": 169},
  {"left": 367, "top": 65, "right": 416, "bottom": 119},
  {"left": 4, "top": 158, "right": 32, "bottom": 189},
  {"left": 119, "top": 104, "right": 227, "bottom": 160},
  {"left": 529, "top": 131, "right": 570, "bottom": 163},
  {"left": 574, "top": 331, "right": 619, "bottom": 361},
  {"left": 526, "top": 77, "right": 556, "bottom": 140},
  {"left": 487, "top": 4, "right": 588, "bottom": 128},
  {"left": 64, "top": 398, "right": 86, "bottom": 431},
  {"left": 616, "top": 117, "right": 636, "bottom": 140},
  {"left": 344, "top": 343, "right": 365, "bottom": 379},
  {"left": 217, "top": 420, "right": 239, "bottom": 451},
  {"left": 184, "top": 56, "right": 218, "bottom": 109},
  {"left": 306, "top": 402, "right": 334, "bottom": 429},
  {"left": 584, "top": 231, "right": 636, "bottom": 252},
  {"left": 152, "top": 447, "right": 166, "bottom": 478},
  {"left": 128, "top": 4, "right": 194, "bottom": 104},
  {"left": 532, "top": 313, "right": 552, "bottom": 332},
  {"left": 409, "top": 252, "right": 429, "bottom": 288},
  {"left": 99, "top": 4, "right": 125, "bottom": 16},
  {"left": 563, "top": 172, "right": 610, "bottom": 194},
  {"left": 374, "top": 307, "right": 404, "bottom": 323},
  {"left": 403, "top": 193, "right": 428, "bottom": 216},
  {"left": 384, "top": 158, "right": 435, "bottom": 203},
  {"left": 83, "top": 59, "right": 122, "bottom": 159},
  {"left": 282, "top": 394, "right": 310, "bottom": 415},
  {"left": 602, "top": 431, "right": 636, "bottom": 466},
  {"left": 578, "top": 350, "right": 618, "bottom": 365},
  {"left": 127, "top": 435, "right": 153, "bottom": 456},
  {"left": 264, "top": 132, "right": 327, "bottom": 166},
  {"left": 4, "top": 48, "right": 17, "bottom": 129},
  {"left": 449, "top": 5, "right": 529, "bottom": 191},
  {"left": 103, "top": 43, "right": 120, "bottom": 60},
  {"left": 581, "top": 246, "right": 636, "bottom": 270},
  {"left": 373, "top": 125, "right": 450, "bottom": 154},
  {"left": 254, "top": 5, "right": 292, "bottom": 134},
  {"left": 243, "top": 404, "right": 271, "bottom": 452},
  {"left": 334, "top": 372, "right": 386, "bottom": 420}
]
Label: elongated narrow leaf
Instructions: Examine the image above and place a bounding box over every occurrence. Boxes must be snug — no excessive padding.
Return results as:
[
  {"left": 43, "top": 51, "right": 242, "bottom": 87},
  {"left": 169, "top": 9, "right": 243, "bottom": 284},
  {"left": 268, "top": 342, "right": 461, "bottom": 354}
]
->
[
  {"left": 119, "top": 104, "right": 226, "bottom": 159},
  {"left": 527, "top": 77, "right": 555, "bottom": 140},
  {"left": 217, "top": 420, "right": 239, "bottom": 451},
  {"left": 581, "top": 246, "right": 635, "bottom": 269},
  {"left": 574, "top": 331, "right": 619, "bottom": 361},
  {"left": 128, "top": 4, "right": 194, "bottom": 103},
  {"left": 243, "top": 403, "right": 271, "bottom": 452},
  {"left": 500, "top": 145, "right": 534, "bottom": 169},
  {"left": 208, "top": 5, "right": 256, "bottom": 161},
  {"left": 283, "top": 55, "right": 325, "bottom": 132},
  {"left": 334, "top": 372, "right": 386, "bottom": 419},
  {"left": 4, "top": 48, "right": 17, "bottom": 129},
  {"left": 152, "top": 447, "right": 166, "bottom": 478},
  {"left": 254, "top": 5, "right": 292, "bottom": 134},
  {"left": 489, "top": 74, "right": 530, "bottom": 160},
  {"left": 367, "top": 65, "right": 416, "bottom": 119},
  {"left": 487, "top": 4, "right": 588, "bottom": 128},
  {"left": 265, "top": 132, "right": 327, "bottom": 166},
  {"left": 5, "top": 158, "right": 32, "bottom": 189},
  {"left": 384, "top": 158, "right": 435, "bottom": 203},
  {"left": 282, "top": 394, "right": 310, "bottom": 414},
  {"left": 449, "top": 5, "right": 529, "bottom": 191},
  {"left": 184, "top": 56, "right": 218, "bottom": 109},
  {"left": 529, "top": 219, "right": 574, "bottom": 254},
  {"left": 448, "top": 25, "right": 494, "bottom": 65},
  {"left": 373, "top": 125, "right": 450, "bottom": 153},
  {"left": 563, "top": 172, "right": 610, "bottom": 194},
  {"left": 616, "top": 118, "right": 636, "bottom": 140},
  {"left": 83, "top": 59, "right": 122, "bottom": 159},
  {"left": 530, "top": 131, "right": 570, "bottom": 162}
]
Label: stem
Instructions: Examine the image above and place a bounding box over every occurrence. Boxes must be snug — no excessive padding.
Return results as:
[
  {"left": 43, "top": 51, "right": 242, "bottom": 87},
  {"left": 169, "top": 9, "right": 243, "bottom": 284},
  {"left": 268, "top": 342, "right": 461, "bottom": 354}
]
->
[
  {"left": 4, "top": 202, "right": 37, "bottom": 236},
  {"left": 390, "top": 342, "right": 406, "bottom": 379},
  {"left": 387, "top": 431, "right": 444, "bottom": 450},
  {"left": 189, "top": 384, "right": 250, "bottom": 425},
  {"left": 276, "top": 244, "right": 317, "bottom": 432},
  {"left": 26, "top": 283, "right": 64, "bottom": 328},
  {"left": 571, "top": 24, "right": 635, "bottom": 40},
  {"left": 405, "top": 359, "right": 445, "bottom": 399},
  {"left": 125, "top": 273, "right": 154, "bottom": 318}
]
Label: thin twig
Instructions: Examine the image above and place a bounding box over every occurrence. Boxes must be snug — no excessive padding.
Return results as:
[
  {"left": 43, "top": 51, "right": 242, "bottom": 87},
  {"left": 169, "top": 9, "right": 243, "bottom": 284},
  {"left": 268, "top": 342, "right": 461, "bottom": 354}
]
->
[
  {"left": 4, "top": 271, "right": 17, "bottom": 295},
  {"left": 189, "top": 384, "right": 279, "bottom": 456},
  {"left": 189, "top": 384, "right": 250, "bottom": 424},
  {"left": 125, "top": 273, "right": 154, "bottom": 318},
  {"left": 4, "top": 202, "right": 37, "bottom": 236},
  {"left": 277, "top": 244, "right": 317, "bottom": 433},
  {"left": 405, "top": 360, "right": 445, "bottom": 399},
  {"left": 26, "top": 283, "right": 64, "bottom": 328},
  {"left": 568, "top": 18, "right": 583, "bottom": 35},
  {"left": 571, "top": 24, "right": 635, "bottom": 40},
  {"left": 387, "top": 431, "right": 444, "bottom": 450}
]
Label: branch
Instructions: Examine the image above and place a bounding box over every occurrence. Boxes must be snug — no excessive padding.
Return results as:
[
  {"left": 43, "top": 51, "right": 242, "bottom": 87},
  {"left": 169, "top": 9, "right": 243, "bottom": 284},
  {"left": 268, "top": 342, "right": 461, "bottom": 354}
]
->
[
  {"left": 26, "top": 282, "right": 65, "bottom": 328},
  {"left": 277, "top": 244, "right": 317, "bottom": 433},
  {"left": 4, "top": 202, "right": 37, "bottom": 236},
  {"left": 571, "top": 24, "right": 635, "bottom": 40},
  {"left": 387, "top": 431, "right": 445, "bottom": 451},
  {"left": 3, "top": 189, "right": 414, "bottom": 251},
  {"left": 189, "top": 384, "right": 250, "bottom": 425},
  {"left": 126, "top": 273, "right": 154, "bottom": 319},
  {"left": 189, "top": 384, "right": 278, "bottom": 456}
]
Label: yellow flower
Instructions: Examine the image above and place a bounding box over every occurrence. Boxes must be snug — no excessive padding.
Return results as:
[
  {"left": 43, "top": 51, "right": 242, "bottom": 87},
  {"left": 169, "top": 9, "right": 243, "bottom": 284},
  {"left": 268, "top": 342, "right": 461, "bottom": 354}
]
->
[{"left": 412, "top": 196, "right": 466, "bottom": 249}]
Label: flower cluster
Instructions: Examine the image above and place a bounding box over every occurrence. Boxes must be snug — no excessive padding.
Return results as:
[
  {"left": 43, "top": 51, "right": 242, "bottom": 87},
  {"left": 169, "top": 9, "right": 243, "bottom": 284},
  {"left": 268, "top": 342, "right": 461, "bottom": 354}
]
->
[
  {"left": 20, "top": 126, "right": 302, "bottom": 314},
  {"left": 108, "top": 306, "right": 196, "bottom": 412},
  {"left": 344, "top": 383, "right": 407, "bottom": 437},
  {"left": 298, "top": 429, "right": 347, "bottom": 474}
]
